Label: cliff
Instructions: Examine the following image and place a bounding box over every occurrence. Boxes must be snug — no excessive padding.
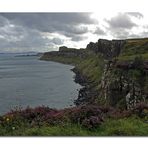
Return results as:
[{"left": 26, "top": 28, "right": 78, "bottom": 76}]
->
[
  {"left": 98, "top": 39, "right": 148, "bottom": 109},
  {"left": 40, "top": 46, "right": 87, "bottom": 65},
  {"left": 86, "top": 39, "right": 126, "bottom": 59},
  {"left": 40, "top": 38, "right": 148, "bottom": 110}
]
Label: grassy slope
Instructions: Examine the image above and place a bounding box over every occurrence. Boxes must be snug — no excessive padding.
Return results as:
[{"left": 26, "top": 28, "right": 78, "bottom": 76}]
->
[
  {"left": 117, "top": 38, "right": 148, "bottom": 61},
  {"left": 75, "top": 51, "right": 104, "bottom": 86},
  {"left": 40, "top": 55, "right": 81, "bottom": 65}
]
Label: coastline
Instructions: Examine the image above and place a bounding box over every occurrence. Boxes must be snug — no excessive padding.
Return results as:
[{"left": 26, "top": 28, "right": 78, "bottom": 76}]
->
[
  {"left": 39, "top": 57, "right": 99, "bottom": 107},
  {"left": 39, "top": 48, "right": 104, "bottom": 107},
  {"left": 0, "top": 38, "right": 147, "bottom": 136},
  {"left": 71, "top": 67, "right": 98, "bottom": 106}
]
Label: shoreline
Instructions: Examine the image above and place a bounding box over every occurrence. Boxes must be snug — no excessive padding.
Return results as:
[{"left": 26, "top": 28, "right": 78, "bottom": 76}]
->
[
  {"left": 71, "top": 67, "right": 98, "bottom": 106},
  {"left": 39, "top": 58, "right": 97, "bottom": 107},
  {"left": 39, "top": 50, "right": 103, "bottom": 107},
  {"left": 39, "top": 58, "right": 88, "bottom": 107}
]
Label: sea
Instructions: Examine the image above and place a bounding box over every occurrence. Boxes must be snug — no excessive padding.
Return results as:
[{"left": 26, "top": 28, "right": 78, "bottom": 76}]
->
[{"left": 0, "top": 53, "right": 81, "bottom": 115}]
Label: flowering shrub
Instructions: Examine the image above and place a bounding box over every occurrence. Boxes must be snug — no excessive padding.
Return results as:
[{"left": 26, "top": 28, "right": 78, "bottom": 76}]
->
[
  {"left": 107, "top": 109, "right": 132, "bottom": 119},
  {"left": 81, "top": 116, "right": 103, "bottom": 129},
  {"left": 66, "top": 105, "right": 105, "bottom": 129},
  {"left": 1, "top": 103, "right": 147, "bottom": 132},
  {"left": 0, "top": 114, "right": 24, "bottom": 133},
  {"left": 3, "top": 106, "right": 63, "bottom": 127}
]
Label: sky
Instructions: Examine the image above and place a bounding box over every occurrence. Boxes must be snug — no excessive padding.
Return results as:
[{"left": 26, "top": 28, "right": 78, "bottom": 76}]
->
[{"left": 0, "top": 12, "right": 148, "bottom": 53}]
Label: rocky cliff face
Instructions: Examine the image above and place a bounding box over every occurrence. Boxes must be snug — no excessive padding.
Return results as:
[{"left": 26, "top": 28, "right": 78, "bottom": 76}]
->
[
  {"left": 86, "top": 39, "right": 148, "bottom": 109},
  {"left": 100, "top": 60, "right": 148, "bottom": 109},
  {"left": 86, "top": 39, "right": 126, "bottom": 59},
  {"left": 40, "top": 46, "right": 87, "bottom": 60}
]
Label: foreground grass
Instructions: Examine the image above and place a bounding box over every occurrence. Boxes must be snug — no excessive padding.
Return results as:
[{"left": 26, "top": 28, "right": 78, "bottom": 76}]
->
[
  {"left": 99, "top": 117, "right": 148, "bottom": 136},
  {"left": 0, "top": 116, "right": 147, "bottom": 136}
]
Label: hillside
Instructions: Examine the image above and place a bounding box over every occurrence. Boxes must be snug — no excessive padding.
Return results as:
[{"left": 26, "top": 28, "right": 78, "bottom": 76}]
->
[
  {"left": 0, "top": 38, "right": 147, "bottom": 136},
  {"left": 40, "top": 38, "right": 148, "bottom": 109}
]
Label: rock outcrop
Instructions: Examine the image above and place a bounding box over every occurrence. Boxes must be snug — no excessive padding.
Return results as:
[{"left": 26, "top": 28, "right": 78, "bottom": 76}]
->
[
  {"left": 100, "top": 59, "right": 148, "bottom": 109},
  {"left": 86, "top": 39, "right": 126, "bottom": 59},
  {"left": 40, "top": 46, "right": 87, "bottom": 60}
]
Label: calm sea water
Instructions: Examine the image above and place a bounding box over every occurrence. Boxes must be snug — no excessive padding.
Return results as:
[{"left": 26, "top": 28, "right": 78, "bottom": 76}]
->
[{"left": 0, "top": 54, "right": 81, "bottom": 115}]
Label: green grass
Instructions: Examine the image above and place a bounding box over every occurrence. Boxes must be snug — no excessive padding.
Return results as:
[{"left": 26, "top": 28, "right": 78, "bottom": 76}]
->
[
  {"left": 117, "top": 38, "right": 148, "bottom": 62},
  {"left": 117, "top": 53, "right": 148, "bottom": 62},
  {"left": 76, "top": 51, "right": 104, "bottom": 86},
  {"left": 118, "top": 38, "right": 148, "bottom": 62},
  {"left": 40, "top": 55, "right": 82, "bottom": 65},
  {"left": 0, "top": 123, "right": 91, "bottom": 136},
  {"left": 99, "top": 117, "right": 148, "bottom": 136},
  {"left": 0, "top": 116, "right": 147, "bottom": 136}
]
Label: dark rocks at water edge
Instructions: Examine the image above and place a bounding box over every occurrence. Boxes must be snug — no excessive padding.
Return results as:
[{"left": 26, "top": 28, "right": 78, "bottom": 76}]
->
[
  {"left": 71, "top": 68, "right": 87, "bottom": 85},
  {"left": 71, "top": 67, "right": 99, "bottom": 105}
]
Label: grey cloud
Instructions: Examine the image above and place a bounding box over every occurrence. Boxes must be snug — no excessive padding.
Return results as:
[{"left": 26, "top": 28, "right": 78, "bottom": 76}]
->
[
  {"left": 113, "top": 31, "right": 147, "bottom": 40},
  {"left": 94, "top": 27, "right": 106, "bottom": 35},
  {"left": 67, "top": 26, "right": 88, "bottom": 34},
  {"left": 126, "top": 12, "right": 143, "bottom": 19},
  {"left": 0, "top": 23, "right": 63, "bottom": 52},
  {"left": 60, "top": 25, "right": 89, "bottom": 39},
  {"left": 106, "top": 13, "right": 137, "bottom": 29},
  {"left": 0, "top": 13, "right": 97, "bottom": 52},
  {"left": 0, "top": 12, "right": 146, "bottom": 52},
  {"left": 105, "top": 13, "right": 142, "bottom": 39},
  {"left": 1, "top": 13, "right": 96, "bottom": 36},
  {"left": 0, "top": 25, "right": 26, "bottom": 42},
  {"left": 139, "top": 31, "right": 148, "bottom": 37},
  {"left": 71, "top": 35, "right": 88, "bottom": 41},
  {"left": 51, "top": 38, "right": 64, "bottom": 45},
  {"left": 112, "top": 30, "right": 130, "bottom": 39},
  {"left": 0, "top": 29, "right": 49, "bottom": 51},
  {"left": 0, "top": 15, "right": 9, "bottom": 27}
]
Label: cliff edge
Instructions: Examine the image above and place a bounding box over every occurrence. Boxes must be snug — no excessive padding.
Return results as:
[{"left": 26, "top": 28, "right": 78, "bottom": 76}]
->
[{"left": 40, "top": 38, "right": 148, "bottom": 110}]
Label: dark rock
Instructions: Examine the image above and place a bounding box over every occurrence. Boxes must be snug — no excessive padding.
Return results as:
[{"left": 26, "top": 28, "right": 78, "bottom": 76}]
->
[
  {"left": 86, "top": 39, "right": 126, "bottom": 59},
  {"left": 59, "top": 46, "right": 68, "bottom": 52},
  {"left": 71, "top": 67, "right": 98, "bottom": 106}
]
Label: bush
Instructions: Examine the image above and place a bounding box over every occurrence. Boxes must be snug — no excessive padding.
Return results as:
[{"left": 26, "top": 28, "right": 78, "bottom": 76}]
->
[
  {"left": 81, "top": 116, "right": 103, "bottom": 129},
  {"left": 67, "top": 105, "right": 105, "bottom": 129}
]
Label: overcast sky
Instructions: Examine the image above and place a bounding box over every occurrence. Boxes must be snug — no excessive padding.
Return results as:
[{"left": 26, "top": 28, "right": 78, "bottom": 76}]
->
[{"left": 0, "top": 12, "right": 148, "bottom": 52}]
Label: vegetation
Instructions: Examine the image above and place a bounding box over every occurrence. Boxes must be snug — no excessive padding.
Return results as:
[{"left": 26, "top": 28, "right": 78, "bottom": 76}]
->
[
  {"left": 1, "top": 117, "right": 148, "bottom": 136},
  {"left": 1, "top": 38, "right": 148, "bottom": 136},
  {"left": 117, "top": 38, "right": 148, "bottom": 62},
  {"left": 117, "top": 53, "right": 148, "bottom": 61},
  {"left": 40, "top": 55, "right": 82, "bottom": 65},
  {"left": 75, "top": 51, "right": 104, "bottom": 86},
  {"left": 0, "top": 104, "right": 147, "bottom": 136}
]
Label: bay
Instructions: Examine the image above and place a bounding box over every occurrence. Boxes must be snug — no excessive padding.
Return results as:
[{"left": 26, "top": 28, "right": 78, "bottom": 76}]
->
[{"left": 0, "top": 54, "right": 81, "bottom": 115}]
